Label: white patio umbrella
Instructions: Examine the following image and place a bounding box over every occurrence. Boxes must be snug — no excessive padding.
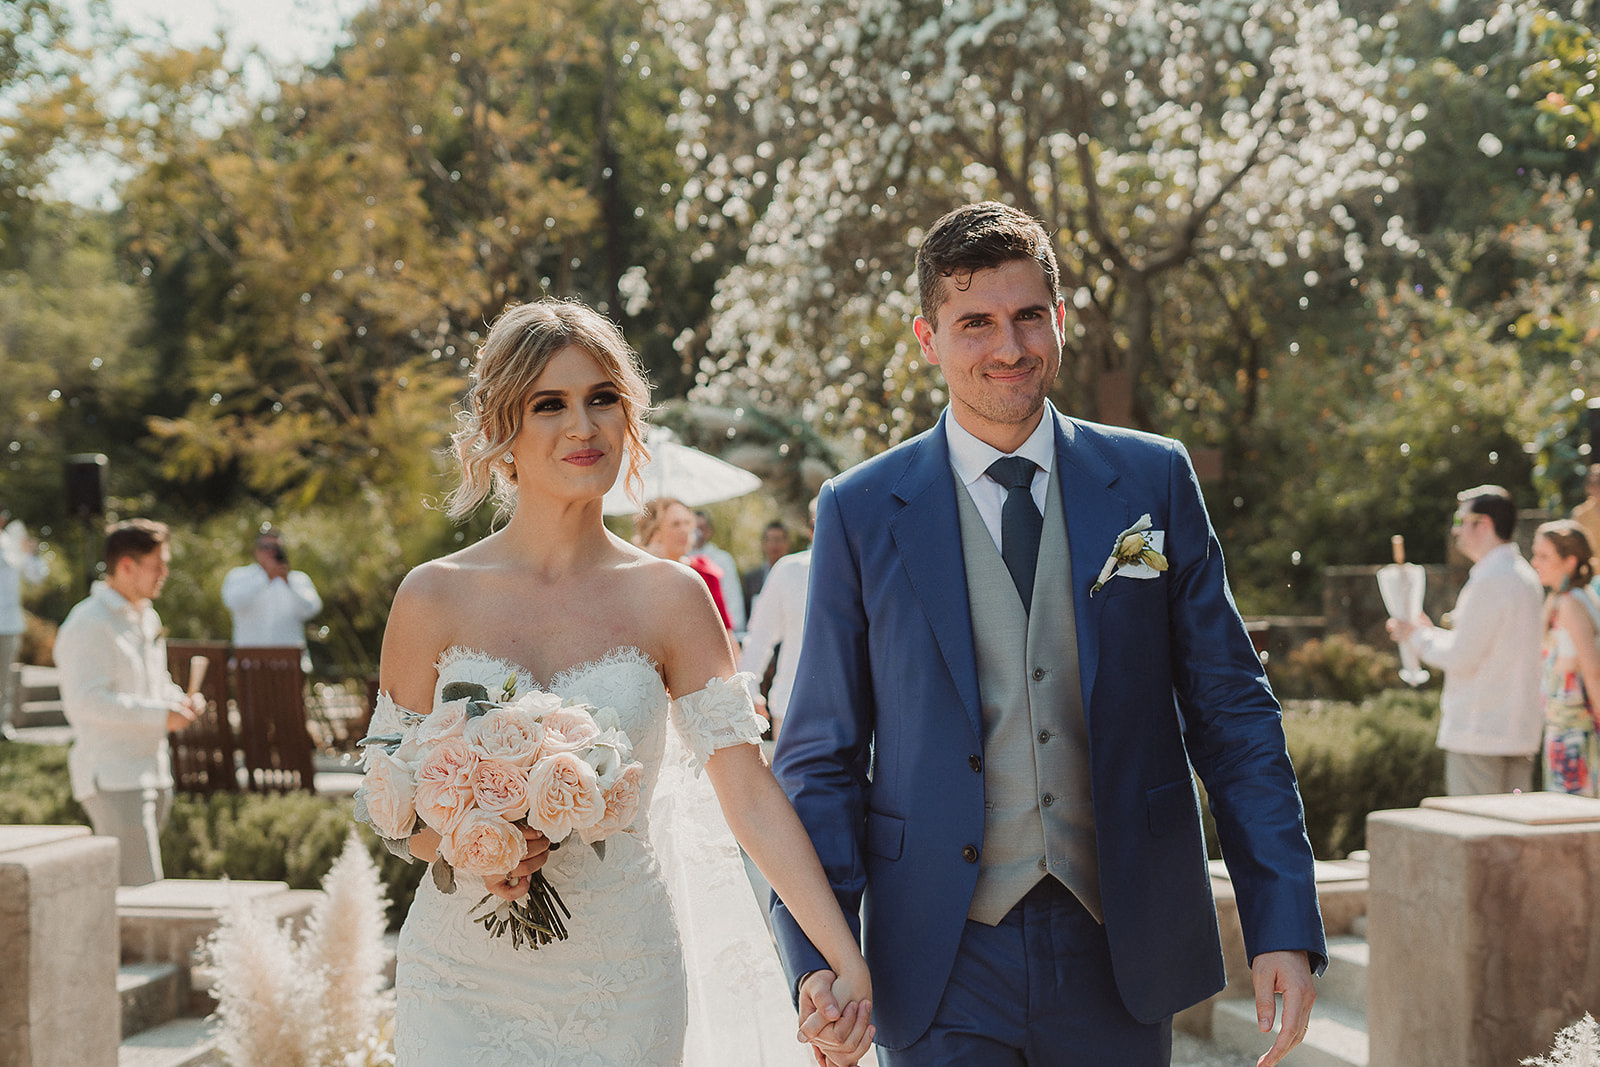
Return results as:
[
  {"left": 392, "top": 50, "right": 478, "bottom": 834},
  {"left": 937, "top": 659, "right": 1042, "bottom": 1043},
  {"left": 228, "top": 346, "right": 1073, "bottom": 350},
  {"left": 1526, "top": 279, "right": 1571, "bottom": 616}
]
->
[{"left": 601, "top": 427, "right": 763, "bottom": 516}]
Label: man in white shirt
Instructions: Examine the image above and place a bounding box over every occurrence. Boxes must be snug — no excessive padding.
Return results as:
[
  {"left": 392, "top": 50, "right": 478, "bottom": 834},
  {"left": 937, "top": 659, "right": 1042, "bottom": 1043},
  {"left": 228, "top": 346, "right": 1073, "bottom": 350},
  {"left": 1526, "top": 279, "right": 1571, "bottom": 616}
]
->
[
  {"left": 0, "top": 507, "right": 49, "bottom": 737},
  {"left": 1390, "top": 485, "right": 1545, "bottom": 795},
  {"left": 737, "top": 499, "right": 817, "bottom": 738},
  {"left": 221, "top": 528, "right": 322, "bottom": 651},
  {"left": 693, "top": 511, "right": 747, "bottom": 634},
  {"left": 54, "top": 520, "right": 203, "bottom": 884}
]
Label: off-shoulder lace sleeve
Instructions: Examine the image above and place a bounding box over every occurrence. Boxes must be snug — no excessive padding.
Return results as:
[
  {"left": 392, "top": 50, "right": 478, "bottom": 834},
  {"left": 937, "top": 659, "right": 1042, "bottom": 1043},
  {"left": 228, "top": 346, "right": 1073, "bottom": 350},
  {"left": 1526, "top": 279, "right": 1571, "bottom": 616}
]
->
[
  {"left": 353, "top": 692, "right": 423, "bottom": 861},
  {"left": 669, "top": 672, "right": 765, "bottom": 773}
]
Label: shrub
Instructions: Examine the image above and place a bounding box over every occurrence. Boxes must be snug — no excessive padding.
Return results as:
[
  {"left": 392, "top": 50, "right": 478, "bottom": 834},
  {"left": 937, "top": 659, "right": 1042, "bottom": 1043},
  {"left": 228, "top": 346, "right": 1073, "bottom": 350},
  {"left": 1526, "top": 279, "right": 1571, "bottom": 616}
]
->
[
  {"left": 0, "top": 742, "right": 421, "bottom": 928},
  {"left": 1268, "top": 634, "right": 1406, "bottom": 702}
]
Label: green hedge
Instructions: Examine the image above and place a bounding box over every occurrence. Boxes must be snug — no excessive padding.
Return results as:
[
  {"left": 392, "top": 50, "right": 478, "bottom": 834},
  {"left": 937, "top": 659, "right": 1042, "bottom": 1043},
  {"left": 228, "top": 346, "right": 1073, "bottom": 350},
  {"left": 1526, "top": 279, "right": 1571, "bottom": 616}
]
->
[
  {"left": 0, "top": 740, "right": 422, "bottom": 928},
  {"left": 1194, "top": 687, "right": 1443, "bottom": 861}
]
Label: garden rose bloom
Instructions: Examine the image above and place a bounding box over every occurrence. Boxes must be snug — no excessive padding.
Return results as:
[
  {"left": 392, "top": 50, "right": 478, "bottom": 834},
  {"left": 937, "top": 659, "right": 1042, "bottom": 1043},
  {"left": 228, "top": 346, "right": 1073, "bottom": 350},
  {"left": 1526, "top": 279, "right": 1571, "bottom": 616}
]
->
[
  {"left": 464, "top": 708, "right": 544, "bottom": 768},
  {"left": 414, "top": 737, "right": 478, "bottom": 830},
  {"left": 510, "top": 691, "right": 565, "bottom": 718},
  {"left": 361, "top": 750, "right": 418, "bottom": 841},
  {"left": 578, "top": 761, "right": 643, "bottom": 845},
  {"left": 472, "top": 758, "right": 532, "bottom": 821},
  {"left": 525, "top": 751, "right": 605, "bottom": 841},
  {"left": 441, "top": 809, "right": 527, "bottom": 877},
  {"left": 541, "top": 707, "right": 602, "bottom": 754},
  {"left": 414, "top": 699, "right": 470, "bottom": 745}
]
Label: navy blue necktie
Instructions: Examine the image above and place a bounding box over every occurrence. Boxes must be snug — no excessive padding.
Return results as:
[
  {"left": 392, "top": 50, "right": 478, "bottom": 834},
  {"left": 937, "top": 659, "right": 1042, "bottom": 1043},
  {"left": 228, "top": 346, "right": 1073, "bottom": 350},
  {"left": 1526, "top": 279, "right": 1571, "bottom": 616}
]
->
[{"left": 986, "top": 457, "right": 1042, "bottom": 612}]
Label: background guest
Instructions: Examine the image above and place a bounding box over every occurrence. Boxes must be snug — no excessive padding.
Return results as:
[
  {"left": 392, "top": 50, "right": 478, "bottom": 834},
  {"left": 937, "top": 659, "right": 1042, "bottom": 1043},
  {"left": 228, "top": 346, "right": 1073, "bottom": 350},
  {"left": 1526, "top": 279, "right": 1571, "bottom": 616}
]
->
[
  {"left": 0, "top": 506, "right": 49, "bottom": 738},
  {"left": 1528, "top": 520, "right": 1600, "bottom": 796},
  {"left": 638, "top": 497, "right": 734, "bottom": 634},
  {"left": 220, "top": 526, "right": 322, "bottom": 657},
  {"left": 736, "top": 498, "right": 816, "bottom": 740},
  {"left": 1389, "top": 485, "right": 1545, "bottom": 795},
  {"left": 54, "top": 519, "right": 204, "bottom": 884},
  {"left": 741, "top": 520, "right": 791, "bottom": 611},
  {"left": 694, "top": 510, "right": 746, "bottom": 635}
]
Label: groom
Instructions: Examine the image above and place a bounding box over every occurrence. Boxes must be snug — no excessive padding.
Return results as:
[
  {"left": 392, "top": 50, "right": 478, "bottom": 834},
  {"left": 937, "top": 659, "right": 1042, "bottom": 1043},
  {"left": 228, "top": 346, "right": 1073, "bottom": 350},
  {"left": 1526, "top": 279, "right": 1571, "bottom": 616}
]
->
[{"left": 771, "top": 201, "right": 1325, "bottom": 1066}]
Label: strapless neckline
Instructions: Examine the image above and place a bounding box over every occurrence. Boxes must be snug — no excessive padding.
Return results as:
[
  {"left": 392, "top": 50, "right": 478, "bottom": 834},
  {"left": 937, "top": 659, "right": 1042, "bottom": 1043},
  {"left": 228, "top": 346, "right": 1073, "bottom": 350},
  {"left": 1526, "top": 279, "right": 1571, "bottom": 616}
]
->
[{"left": 435, "top": 643, "right": 663, "bottom": 696}]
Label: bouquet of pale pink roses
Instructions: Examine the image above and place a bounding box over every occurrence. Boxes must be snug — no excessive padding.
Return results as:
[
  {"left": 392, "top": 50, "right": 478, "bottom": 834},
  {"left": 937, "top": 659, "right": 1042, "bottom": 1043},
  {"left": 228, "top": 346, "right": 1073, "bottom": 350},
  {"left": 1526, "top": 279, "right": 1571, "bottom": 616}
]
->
[{"left": 356, "top": 677, "right": 645, "bottom": 949}]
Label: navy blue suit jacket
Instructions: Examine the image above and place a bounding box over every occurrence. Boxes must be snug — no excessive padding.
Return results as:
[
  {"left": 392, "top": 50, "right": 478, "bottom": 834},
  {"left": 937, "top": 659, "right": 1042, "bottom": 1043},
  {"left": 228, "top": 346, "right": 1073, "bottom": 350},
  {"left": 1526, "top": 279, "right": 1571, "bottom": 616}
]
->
[{"left": 770, "top": 407, "right": 1326, "bottom": 1049}]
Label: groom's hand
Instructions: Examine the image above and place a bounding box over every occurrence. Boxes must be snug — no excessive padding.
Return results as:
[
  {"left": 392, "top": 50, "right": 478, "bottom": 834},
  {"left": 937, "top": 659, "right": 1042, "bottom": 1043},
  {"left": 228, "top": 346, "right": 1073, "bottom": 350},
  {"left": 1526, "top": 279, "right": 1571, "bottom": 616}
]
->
[{"left": 1251, "top": 949, "right": 1316, "bottom": 1067}]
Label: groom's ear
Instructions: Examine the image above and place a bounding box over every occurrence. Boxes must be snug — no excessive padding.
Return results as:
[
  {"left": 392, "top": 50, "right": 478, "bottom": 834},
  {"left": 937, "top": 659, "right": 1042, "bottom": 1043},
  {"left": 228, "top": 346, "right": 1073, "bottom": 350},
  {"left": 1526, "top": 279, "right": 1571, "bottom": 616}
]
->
[{"left": 912, "top": 316, "right": 939, "bottom": 364}]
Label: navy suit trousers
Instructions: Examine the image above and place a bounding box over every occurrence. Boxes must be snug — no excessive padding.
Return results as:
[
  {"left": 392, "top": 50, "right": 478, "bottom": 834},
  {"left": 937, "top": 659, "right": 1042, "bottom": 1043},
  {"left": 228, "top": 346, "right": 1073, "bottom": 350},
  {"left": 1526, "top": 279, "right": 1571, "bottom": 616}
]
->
[{"left": 878, "top": 878, "right": 1172, "bottom": 1067}]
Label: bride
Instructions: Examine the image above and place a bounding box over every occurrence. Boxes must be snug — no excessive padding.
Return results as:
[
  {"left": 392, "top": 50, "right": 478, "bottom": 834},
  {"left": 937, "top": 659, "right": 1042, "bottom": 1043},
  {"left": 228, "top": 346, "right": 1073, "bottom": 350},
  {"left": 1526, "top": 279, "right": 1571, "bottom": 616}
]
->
[{"left": 371, "top": 298, "right": 872, "bottom": 1064}]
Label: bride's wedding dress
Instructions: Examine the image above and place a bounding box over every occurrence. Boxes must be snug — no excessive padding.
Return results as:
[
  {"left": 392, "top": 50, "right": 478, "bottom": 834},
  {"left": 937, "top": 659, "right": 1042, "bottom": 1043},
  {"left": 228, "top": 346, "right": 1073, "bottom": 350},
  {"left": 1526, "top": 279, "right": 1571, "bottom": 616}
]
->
[{"left": 379, "top": 646, "right": 801, "bottom": 1065}]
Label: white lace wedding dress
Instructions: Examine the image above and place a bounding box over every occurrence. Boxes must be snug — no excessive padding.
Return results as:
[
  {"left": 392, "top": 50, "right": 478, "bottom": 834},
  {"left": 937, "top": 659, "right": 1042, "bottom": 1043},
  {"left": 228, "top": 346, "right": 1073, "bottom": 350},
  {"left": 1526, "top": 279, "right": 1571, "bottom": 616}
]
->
[{"left": 379, "top": 646, "right": 803, "bottom": 1065}]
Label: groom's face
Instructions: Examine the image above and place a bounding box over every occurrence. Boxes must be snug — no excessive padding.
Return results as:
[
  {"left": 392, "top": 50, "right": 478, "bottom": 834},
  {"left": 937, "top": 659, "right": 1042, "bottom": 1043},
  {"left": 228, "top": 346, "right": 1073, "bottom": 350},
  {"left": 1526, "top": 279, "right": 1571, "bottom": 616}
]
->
[{"left": 912, "top": 258, "right": 1066, "bottom": 453}]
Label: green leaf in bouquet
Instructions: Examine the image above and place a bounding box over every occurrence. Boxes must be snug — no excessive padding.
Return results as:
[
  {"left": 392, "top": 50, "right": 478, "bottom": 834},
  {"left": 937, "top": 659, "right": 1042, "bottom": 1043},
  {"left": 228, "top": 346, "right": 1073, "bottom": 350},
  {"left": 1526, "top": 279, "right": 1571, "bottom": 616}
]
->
[
  {"left": 441, "top": 681, "right": 490, "bottom": 704},
  {"left": 431, "top": 856, "right": 457, "bottom": 894},
  {"left": 589, "top": 839, "right": 606, "bottom": 862},
  {"left": 465, "top": 700, "right": 494, "bottom": 720},
  {"left": 357, "top": 732, "right": 403, "bottom": 751}
]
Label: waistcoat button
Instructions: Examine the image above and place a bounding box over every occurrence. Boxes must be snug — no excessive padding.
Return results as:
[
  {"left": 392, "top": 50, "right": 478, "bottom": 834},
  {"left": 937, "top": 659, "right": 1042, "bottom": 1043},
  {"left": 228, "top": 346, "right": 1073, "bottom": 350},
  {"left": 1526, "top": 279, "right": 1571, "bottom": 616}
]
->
[
  {"left": 1041, "top": 793, "right": 1055, "bottom": 806},
  {"left": 1037, "top": 730, "right": 1050, "bottom": 744},
  {"left": 962, "top": 845, "right": 979, "bottom": 863},
  {"left": 1032, "top": 667, "right": 1046, "bottom": 681}
]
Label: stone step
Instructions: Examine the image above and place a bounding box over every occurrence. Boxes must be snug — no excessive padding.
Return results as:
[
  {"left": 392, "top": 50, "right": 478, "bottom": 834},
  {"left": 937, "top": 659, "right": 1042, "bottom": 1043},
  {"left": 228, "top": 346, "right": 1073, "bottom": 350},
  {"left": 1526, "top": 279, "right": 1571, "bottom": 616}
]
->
[
  {"left": 16, "top": 698, "right": 65, "bottom": 728},
  {"left": 1212, "top": 996, "right": 1368, "bottom": 1067},
  {"left": 119, "top": 962, "right": 182, "bottom": 1040},
  {"left": 1320, "top": 935, "right": 1368, "bottom": 1017},
  {"left": 118, "top": 1018, "right": 222, "bottom": 1067}
]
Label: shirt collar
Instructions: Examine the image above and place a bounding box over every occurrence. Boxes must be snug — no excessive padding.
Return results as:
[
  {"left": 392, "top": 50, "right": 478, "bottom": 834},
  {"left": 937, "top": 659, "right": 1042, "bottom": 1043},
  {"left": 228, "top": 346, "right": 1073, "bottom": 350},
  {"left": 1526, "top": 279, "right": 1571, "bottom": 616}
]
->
[
  {"left": 945, "top": 403, "right": 1057, "bottom": 489},
  {"left": 90, "top": 580, "right": 143, "bottom": 620}
]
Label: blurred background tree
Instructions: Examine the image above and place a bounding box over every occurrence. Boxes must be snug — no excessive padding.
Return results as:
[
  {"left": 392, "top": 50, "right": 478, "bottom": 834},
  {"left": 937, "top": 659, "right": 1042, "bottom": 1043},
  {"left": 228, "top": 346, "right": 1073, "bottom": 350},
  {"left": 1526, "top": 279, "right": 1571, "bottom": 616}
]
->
[{"left": 2, "top": 0, "right": 1599, "bottom": 670}]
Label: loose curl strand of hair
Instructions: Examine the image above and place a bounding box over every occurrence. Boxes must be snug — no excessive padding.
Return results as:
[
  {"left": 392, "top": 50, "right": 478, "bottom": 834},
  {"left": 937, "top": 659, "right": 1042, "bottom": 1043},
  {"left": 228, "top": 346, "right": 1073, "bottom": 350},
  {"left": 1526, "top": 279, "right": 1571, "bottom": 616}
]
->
[{"left": 443, "top": 299, "right": 653, "bottom": 523}]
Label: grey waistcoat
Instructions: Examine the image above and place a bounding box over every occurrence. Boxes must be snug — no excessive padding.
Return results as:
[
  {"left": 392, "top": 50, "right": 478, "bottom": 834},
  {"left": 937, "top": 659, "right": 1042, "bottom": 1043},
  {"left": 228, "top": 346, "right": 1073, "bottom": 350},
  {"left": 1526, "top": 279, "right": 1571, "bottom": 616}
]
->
[{"left": 955, "top": 467, "right": 1102, "bottom": 924}]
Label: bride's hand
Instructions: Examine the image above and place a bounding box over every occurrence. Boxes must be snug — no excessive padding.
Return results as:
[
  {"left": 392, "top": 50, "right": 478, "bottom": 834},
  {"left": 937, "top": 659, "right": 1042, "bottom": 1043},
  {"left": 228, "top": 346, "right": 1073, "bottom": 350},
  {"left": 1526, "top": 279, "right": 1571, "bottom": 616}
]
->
[
  {"left": 798, "top": 965, "right": 874, "bottom": 1065},
  {"left": 487, "top": 825, "right": 551, "bottom": 902}
]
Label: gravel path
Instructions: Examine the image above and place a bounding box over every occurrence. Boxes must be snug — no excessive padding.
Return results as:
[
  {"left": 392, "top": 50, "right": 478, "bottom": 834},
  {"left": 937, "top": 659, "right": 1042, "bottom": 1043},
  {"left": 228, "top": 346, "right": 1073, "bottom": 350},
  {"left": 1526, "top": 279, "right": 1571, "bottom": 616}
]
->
[{"left": 1172, "top": 1030, "right": 1261, "bottom": 1067}]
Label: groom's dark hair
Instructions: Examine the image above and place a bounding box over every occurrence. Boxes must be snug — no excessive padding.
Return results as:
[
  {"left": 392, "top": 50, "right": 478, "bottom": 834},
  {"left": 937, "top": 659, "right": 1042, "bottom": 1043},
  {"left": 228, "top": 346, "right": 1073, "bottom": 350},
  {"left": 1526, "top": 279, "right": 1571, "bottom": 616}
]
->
[{"left": 916, "top": 201, "right": 1061, "bottom": 329}]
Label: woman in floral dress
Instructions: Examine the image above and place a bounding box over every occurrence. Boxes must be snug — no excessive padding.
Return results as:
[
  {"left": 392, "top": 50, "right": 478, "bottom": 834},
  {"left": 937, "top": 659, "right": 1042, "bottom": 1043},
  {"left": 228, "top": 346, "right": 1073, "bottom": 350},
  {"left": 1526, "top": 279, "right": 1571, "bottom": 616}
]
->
[{"left": 1528, "top": 520, "right": 1600, "bottom": 795}]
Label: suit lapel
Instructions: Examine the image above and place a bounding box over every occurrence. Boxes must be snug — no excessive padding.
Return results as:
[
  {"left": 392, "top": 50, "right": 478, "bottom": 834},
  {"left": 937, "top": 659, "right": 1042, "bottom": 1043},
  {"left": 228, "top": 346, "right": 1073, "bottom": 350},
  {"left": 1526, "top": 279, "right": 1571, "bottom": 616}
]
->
[
  {"left": 889, "top": 415, "right": 984, "bottom": 741},
  {"left": 1052, "top": 412, "right": 1132, "bottom": 721}
]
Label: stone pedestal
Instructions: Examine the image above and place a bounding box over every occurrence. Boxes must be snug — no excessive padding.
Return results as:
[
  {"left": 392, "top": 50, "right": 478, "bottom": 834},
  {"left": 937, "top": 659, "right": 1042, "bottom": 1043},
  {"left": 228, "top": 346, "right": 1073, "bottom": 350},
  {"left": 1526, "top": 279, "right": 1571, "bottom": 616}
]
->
[
  {"left": 1367, "top": 793, "right": 1600, "bottom": 1067},
  {"left": 0, "top": 825, "right": 120, "bottom": 1067}
]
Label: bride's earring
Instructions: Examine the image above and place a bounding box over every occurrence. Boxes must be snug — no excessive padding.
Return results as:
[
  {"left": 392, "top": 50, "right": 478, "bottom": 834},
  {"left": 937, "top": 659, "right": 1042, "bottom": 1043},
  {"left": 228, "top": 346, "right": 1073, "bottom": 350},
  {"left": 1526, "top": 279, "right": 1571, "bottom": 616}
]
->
[{"left": 502, "top": 452, "right": 515, "bottom": 465}]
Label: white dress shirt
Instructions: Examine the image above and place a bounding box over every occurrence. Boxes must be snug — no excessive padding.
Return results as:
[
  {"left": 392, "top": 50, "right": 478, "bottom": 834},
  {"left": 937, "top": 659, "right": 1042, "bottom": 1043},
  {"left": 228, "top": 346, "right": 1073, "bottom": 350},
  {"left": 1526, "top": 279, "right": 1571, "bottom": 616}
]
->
[
  {"left": 54, "top": 583, "right": 184, "bottom": 799},
  {"left": 0, "top": 539, "right": 48, "bottom": 637},
  {"left": 736, "top": 550, "right": 812, "bottom": 728},
  {"left": 221, "top": 563, "right": 322, "bottom": 647},
  {"left": 1409, "top": 542, "right": 1545, "bottom": 755},
  {"left": 944, "top": 404, "right": 1057, "bottom": 556}
]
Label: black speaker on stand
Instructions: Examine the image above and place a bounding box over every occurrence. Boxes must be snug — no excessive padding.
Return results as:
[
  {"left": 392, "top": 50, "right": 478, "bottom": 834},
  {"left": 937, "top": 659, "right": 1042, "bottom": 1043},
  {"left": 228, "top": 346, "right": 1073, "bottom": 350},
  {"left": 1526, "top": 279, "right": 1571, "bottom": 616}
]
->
[{"left": 64, "top": 453, "right": 107, "bottom": 597}]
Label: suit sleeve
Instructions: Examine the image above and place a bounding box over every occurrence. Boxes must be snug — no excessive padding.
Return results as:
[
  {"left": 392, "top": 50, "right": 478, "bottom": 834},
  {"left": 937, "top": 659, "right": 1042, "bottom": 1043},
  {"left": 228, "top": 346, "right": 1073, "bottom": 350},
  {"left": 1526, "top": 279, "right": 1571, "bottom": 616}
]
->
[
  {"left": 1161, "top": 444, "right": 1328, "bottom": 975},
  {"left": 768, "top": 481, "right": 872, "bottom": 994}
]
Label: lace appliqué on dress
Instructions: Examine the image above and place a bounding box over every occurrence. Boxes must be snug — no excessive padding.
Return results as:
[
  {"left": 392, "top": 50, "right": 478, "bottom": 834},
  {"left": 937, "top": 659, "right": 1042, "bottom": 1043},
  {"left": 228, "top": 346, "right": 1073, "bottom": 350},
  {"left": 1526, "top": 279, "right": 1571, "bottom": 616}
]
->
[{"left": 668, "top": 672, "right": 765, "bottom": 773}]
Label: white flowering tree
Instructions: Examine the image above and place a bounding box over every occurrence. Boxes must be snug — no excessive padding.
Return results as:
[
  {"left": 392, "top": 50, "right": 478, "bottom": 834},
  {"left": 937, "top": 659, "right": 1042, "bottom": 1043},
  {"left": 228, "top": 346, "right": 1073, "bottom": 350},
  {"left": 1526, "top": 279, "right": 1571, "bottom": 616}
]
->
[{"left": 664, "top": 0, "right": 1405, "bottom": 443}]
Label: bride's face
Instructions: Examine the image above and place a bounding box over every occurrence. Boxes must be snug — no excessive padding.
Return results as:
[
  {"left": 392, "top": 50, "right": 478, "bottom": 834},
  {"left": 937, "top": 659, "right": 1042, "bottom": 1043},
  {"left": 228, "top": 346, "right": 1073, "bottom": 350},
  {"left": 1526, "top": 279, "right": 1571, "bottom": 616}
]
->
[{"left": 509, "top": 345, "right": 627, "bottom": 502}]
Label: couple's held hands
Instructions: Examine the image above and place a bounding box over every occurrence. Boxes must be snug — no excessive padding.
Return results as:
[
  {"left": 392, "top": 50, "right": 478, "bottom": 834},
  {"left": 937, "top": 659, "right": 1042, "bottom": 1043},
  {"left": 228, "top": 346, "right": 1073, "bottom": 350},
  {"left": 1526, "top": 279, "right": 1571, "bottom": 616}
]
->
[
  {"left": 486, "top": 825, "right": 552, "bottom": 902},
  {"left": 797, "top": 967, "right": 874, "bottom": 1066},
  {"left": 1251, "top": 950, "right": 1316, "bottom": 1067}
]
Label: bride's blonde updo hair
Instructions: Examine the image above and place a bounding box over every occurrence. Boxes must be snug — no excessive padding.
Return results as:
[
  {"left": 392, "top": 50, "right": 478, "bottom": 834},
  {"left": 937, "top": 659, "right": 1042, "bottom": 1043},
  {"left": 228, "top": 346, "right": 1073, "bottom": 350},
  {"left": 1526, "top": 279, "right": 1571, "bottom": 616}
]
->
[{"left": 446, "top": 299, "right": 652, "bottom": 521}]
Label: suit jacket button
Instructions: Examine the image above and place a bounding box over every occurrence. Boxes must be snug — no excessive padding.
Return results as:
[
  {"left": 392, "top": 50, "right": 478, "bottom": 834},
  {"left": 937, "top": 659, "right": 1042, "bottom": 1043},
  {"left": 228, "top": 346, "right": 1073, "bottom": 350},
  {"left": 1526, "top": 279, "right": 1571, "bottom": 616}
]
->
[
  {"left": 962, "top": 845, "right": 978, "bottom": 863},
  {"left": 969, "top": 754, "right": 982, "bottom": 773},
  {"left": 1032, "top": 667, "right": 1046, "bottom": 681}
]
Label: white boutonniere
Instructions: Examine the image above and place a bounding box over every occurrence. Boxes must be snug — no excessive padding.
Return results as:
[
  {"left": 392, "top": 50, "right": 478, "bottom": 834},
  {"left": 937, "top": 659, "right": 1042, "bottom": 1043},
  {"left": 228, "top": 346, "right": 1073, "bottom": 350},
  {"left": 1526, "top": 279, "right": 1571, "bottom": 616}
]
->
[{"left": 1090, "top": 514, "right": 1169, "bottom": 596}]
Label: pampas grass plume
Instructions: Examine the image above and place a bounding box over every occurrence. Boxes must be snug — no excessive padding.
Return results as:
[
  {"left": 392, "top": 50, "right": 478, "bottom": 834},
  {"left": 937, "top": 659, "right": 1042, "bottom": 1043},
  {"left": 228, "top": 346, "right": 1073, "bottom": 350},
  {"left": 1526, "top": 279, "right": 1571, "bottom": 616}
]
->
[
  {"left": 207, "top": 890, "right": 316, "bottom": 1067},
  {"left": 1526, "top": 1014, "right": 1600, "bottom": 1067},
  {"left": 300, "top": 832, "right": 391, "bottom": 1064}
]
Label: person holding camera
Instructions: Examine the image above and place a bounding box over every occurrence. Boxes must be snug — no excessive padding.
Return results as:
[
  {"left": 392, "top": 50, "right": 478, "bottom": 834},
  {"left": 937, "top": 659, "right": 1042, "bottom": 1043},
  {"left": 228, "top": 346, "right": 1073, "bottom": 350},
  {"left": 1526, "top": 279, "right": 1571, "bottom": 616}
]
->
[{"left": 221, "top": 526, "right": 322, "bottom": 653}]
